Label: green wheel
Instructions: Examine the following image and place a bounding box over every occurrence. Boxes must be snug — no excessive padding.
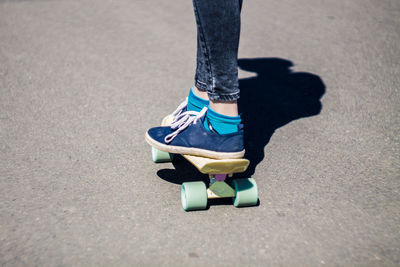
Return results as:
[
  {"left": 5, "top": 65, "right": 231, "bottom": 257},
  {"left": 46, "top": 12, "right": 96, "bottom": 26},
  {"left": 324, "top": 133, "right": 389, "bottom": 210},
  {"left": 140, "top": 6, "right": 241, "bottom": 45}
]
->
[
  {"left": 232, "top": 178, "right": 258, "bottom": 207},
  {"left": 151, "top": 147, "right": 173, "bottom": 163},
  {"left": 181, "top": 182, "right": 208, "bottom": 211}
]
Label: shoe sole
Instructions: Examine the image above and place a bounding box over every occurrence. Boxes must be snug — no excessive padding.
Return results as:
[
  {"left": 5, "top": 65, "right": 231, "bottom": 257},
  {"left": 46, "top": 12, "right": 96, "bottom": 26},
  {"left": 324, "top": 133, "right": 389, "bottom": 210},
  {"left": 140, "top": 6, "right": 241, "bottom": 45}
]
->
[{"left": 145, "top": 132, "right": 245, "bottom": 160}]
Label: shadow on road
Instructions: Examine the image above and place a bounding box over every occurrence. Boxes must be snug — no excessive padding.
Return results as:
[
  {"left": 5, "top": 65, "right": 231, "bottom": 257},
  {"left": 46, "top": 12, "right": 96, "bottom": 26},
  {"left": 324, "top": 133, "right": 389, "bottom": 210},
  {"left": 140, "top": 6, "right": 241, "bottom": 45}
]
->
[
  {"left": 157, "top": 57, "right": 325, "bottom": 183},
  {"left": 237, "top": 57, "right": 325, "bottom": 177}
]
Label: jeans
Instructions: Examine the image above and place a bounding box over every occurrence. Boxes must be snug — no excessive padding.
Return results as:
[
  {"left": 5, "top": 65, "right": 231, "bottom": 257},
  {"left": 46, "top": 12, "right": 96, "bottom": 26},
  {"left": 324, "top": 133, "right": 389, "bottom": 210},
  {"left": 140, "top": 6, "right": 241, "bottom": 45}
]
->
[{"left": 192, "top": 0, "right": 243, "bottom": 102}]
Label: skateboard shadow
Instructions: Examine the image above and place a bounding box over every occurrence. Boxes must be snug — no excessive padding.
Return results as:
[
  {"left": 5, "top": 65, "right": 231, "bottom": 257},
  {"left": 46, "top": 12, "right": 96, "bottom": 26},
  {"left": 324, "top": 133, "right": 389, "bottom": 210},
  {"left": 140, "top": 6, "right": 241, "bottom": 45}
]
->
[
  {"left": 157, "top": 154, "right": 209, "bottom": 185},
  {"left": 157, "top": 57, "right": 325, "bottom": 183}
]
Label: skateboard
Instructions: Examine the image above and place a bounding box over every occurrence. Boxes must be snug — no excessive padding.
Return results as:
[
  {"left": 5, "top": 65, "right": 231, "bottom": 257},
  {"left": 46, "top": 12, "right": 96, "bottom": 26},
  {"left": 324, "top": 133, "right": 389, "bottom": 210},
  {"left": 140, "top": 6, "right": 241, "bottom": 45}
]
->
[{"left": 149, "top": 114, "right": 258, "bottom": 211}]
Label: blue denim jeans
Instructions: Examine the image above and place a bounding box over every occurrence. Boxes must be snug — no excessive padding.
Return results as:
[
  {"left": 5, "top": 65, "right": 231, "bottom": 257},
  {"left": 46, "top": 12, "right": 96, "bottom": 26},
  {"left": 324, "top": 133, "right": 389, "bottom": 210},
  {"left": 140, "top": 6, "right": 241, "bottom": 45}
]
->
[{"left": 192, "top": 0, "right": 243, "bottom": 101}]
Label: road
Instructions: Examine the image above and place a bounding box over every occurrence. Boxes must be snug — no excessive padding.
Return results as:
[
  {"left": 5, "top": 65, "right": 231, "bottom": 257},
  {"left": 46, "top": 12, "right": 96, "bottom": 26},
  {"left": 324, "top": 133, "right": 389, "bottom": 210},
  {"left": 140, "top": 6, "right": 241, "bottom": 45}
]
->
[{"left": 1, "top": 0, "right": 399, "bottom": 265}]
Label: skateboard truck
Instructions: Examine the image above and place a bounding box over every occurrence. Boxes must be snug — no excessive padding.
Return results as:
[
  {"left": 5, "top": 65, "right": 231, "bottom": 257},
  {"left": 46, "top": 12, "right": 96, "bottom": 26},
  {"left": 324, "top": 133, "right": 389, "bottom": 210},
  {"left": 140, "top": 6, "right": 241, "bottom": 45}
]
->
[
  {"left": 151, "top": 149, "right": 258, "bottom": 211},
  {"left": 208, "top": 174, "right": 236, "bottom": 199}
]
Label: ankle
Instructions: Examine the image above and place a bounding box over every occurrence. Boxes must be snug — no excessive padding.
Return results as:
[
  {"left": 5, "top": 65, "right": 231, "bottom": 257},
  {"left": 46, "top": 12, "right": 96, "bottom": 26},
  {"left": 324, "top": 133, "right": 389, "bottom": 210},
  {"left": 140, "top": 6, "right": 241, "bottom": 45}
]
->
[
  {"left": 209, "top": 100, "right": 239, "bottom": 117},
  {"left": 193, "top": 85, "right": 209, "bottom": 101}
]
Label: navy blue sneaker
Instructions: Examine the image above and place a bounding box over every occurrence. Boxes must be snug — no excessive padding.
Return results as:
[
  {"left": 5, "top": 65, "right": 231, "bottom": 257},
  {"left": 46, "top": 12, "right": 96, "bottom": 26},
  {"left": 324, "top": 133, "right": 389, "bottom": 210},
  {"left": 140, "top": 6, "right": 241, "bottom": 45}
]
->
[{"left": 146, "top": 107, "right": 245, "bottom": 159}]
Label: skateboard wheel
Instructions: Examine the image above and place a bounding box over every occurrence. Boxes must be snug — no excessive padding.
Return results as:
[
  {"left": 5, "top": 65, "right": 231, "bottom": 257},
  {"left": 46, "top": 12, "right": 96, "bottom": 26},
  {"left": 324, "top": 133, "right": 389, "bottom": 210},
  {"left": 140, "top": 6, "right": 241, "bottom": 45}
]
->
[
  {"left": 181, "top": 182, "right": 207, "bottom": 211},
  {"left": 232, "top": 178, "right": 258, "bottom": 207},
  {"left": 151, "top": 147, "right": 173, "bottom": 163}
]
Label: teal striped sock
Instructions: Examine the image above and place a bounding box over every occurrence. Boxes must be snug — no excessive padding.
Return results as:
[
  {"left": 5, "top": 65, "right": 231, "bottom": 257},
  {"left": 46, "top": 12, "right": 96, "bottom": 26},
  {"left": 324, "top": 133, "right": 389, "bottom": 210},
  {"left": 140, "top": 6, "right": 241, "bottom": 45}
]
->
[{"left": 203, "top": 107, "right": 241, "bottom": 134}]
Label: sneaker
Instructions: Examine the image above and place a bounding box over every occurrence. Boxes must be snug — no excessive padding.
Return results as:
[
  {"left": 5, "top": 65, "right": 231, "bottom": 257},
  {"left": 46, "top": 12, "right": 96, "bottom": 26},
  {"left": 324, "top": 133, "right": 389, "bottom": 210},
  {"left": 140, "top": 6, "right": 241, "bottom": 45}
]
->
[{"left": 146, "top": 107, "right": 245, "bottom": 159}]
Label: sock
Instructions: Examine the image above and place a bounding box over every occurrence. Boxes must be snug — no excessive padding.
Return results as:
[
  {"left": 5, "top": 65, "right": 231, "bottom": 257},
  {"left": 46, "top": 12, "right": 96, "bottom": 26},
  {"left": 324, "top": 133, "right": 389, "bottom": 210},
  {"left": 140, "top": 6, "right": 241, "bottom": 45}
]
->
[
  {"left": 187, "top": 87, "right": 209, "bottom": 112},
  {"left": 203, "top": 107, "right": 241, "bottom": 134}
]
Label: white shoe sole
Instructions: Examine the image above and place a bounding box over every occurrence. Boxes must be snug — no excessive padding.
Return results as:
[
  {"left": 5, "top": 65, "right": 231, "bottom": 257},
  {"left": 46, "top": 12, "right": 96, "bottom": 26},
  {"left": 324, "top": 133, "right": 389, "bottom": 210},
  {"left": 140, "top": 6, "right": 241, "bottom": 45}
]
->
[{"left": 145, "top": 132, "right": 245, "bottom": 160}]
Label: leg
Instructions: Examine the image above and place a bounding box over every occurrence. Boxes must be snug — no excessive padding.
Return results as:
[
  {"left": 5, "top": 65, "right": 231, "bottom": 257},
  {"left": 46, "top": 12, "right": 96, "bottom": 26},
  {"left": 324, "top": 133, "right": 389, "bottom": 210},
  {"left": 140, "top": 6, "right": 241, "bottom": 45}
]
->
[
  {"left": 175, "top": 0, "right": 243, "bottom": 114},
  {"left": 192, "top": 0, "right": 242, "bottom": 116},
  {"left": 146, "top": 0, "right": 245, "bottom": 159}
]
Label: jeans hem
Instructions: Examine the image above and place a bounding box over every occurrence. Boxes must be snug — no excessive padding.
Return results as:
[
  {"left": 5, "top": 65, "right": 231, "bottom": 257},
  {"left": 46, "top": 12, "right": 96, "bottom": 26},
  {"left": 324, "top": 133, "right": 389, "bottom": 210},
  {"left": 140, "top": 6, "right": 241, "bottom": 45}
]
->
[
  {"left": 195, "top": 79, "right": 208, "bottom": 92},
  {"left": 207, "top": 91, "right": 240, "bottom": 102}
]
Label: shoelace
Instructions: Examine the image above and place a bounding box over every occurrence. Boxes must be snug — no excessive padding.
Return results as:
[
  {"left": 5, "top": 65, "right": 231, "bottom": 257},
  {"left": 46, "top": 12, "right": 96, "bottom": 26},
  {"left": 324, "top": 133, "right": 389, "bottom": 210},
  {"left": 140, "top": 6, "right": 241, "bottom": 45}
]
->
[
  {"left": 171, "top": 98, "right": 188, "bottom": 119},
  {"left": 164, "top": 106, "right": 208, "bottom": 144}
]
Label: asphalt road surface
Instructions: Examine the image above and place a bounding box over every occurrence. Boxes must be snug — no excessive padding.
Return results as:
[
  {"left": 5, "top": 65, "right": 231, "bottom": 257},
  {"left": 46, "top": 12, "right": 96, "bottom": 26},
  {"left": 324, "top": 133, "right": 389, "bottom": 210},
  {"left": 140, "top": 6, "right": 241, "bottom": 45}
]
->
[{"left": 1, "top": 0, "right": 399, "bottom": 266}]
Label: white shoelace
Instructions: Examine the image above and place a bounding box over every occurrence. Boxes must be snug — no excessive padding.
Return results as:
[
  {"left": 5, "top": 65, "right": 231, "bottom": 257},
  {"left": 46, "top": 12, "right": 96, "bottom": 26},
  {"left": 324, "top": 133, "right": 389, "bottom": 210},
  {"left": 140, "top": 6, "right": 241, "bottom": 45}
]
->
[
  {"left": 164, "top": 107, "right": 208, "bottom": 144},
  {"left": 171, "top": 98, "right": 188, "bottom": 119}
]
